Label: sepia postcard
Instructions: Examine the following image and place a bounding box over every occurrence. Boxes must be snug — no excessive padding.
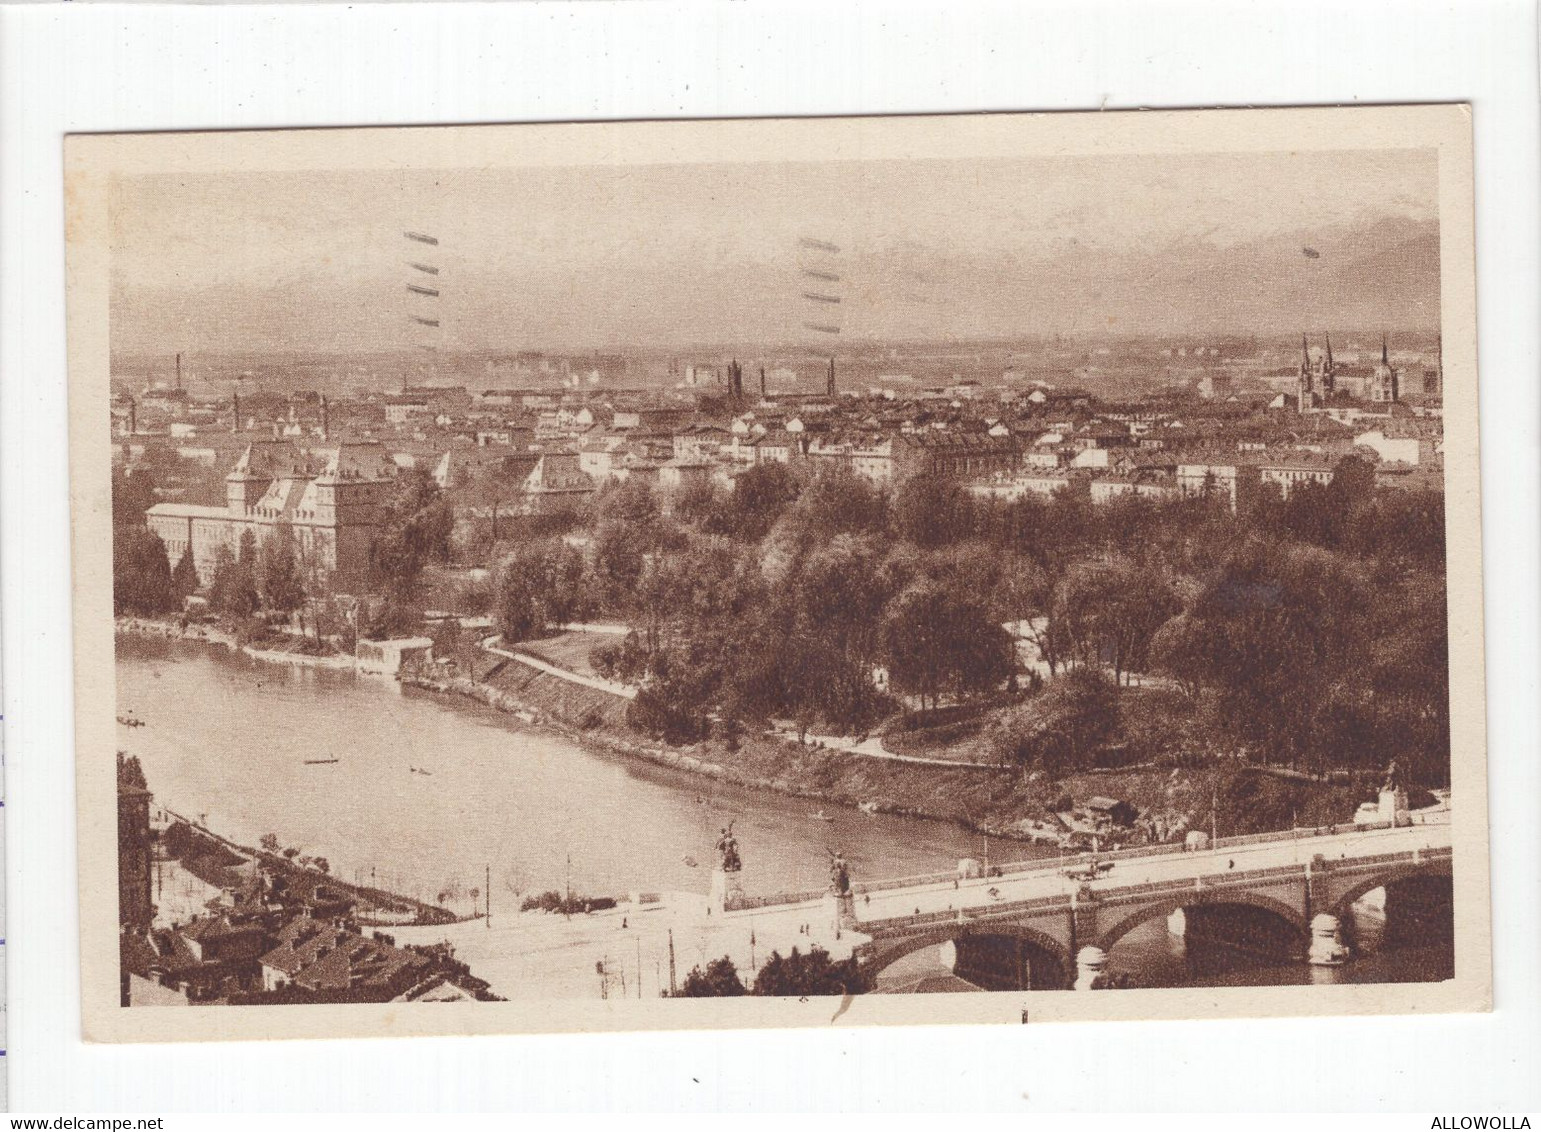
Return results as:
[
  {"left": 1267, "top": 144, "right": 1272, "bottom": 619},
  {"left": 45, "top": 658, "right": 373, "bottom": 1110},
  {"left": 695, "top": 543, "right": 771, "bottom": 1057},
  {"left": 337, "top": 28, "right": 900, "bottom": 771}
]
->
[{"left": 66, "top": 105, "right": 1488, "bottom": 1043}]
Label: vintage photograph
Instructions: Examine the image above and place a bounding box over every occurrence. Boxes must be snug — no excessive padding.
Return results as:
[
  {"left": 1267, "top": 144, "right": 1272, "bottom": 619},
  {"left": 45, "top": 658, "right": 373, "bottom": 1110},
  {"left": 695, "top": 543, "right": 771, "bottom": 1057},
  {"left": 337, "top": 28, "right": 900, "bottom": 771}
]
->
[{"left": 67, "top": 107, "right": 1486, "bottom": 1040}]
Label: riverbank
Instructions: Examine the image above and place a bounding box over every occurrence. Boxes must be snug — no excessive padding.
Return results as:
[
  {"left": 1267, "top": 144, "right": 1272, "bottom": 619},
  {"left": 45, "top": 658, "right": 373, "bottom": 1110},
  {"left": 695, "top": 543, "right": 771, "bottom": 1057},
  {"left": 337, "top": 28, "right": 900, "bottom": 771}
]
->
[
  {"left": 403, "top": 663, "right": 1365, "bottom": 849},
  {"left": 116, "top": 616, "right": 356, "bottom": 671},
  {"left": 158, "top": 805, "right": 469, "bottom": 927}
]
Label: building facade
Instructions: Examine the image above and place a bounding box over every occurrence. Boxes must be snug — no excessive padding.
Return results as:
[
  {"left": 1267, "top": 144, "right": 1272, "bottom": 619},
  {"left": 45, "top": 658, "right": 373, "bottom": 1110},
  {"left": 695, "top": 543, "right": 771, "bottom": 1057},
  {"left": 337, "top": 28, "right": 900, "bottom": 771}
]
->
[{"left": 145, "top": 441, "right": 396, "bottom": 589}]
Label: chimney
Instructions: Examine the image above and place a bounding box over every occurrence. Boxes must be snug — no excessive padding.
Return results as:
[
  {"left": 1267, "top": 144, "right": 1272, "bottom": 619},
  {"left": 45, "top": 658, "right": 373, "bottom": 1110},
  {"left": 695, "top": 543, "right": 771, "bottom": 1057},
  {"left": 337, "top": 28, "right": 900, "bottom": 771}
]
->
[
  {"left": 175, "top": 352, "right": 182, "bottom": 391},
  {"left": 232, "top": 391, "right": 240, "bottom": 433}
]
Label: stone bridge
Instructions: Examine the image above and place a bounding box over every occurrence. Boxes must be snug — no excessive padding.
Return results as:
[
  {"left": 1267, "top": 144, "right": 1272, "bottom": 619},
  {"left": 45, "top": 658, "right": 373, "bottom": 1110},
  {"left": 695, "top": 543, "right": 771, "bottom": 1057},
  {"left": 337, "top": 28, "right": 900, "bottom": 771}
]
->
[{"left": 841, "top": 822, "right": 1453, "bottom": 990}]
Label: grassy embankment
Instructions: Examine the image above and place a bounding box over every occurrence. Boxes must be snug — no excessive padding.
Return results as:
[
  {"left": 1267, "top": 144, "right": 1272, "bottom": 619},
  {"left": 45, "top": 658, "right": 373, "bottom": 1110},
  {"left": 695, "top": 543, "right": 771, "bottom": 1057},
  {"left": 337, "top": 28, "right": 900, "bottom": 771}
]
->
[{"left": 418, "top": 634, "right": 1374, "bottom": 844}]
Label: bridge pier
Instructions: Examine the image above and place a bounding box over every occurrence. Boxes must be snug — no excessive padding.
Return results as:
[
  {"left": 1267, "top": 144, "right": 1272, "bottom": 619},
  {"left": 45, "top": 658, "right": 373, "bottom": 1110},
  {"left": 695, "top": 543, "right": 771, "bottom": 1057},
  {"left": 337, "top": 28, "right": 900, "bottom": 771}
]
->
[
  {"left": 1307, "top": 914, "right": 1351, "bottom": 966},
  {"left": 1074, "top": 946, "right": 1108, "bottom": 990}
]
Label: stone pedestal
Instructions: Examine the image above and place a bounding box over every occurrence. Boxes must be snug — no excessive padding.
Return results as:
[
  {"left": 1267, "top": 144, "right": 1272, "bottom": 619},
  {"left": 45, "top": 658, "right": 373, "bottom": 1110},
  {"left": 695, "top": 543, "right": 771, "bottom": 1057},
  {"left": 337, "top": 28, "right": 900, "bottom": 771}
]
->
[
  {"left": 708, "top": 867, "right": 743, "bottom": 915},
  {"left": 1307, "top": 913, "right": 1351, "bottom": 966},
  {"left": 1073, "top": 945, "right": 1108, "bottom": 991},
  {"left": 824, "top": 890, "right": 856, "bottom": 936},
  {"left": 1379, "top": 787, "right": 1411, "bottom": 827},
  {"left": 957, "top": 857, "right": 983, "bottom": 880}
]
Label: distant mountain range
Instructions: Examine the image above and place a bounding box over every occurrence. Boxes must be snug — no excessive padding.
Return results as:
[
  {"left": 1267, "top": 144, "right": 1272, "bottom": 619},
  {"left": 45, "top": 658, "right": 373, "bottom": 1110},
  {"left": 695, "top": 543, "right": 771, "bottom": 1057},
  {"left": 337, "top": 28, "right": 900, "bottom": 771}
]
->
[{"left": 111, "top": 214, "right": 1440, "bottom": 354}]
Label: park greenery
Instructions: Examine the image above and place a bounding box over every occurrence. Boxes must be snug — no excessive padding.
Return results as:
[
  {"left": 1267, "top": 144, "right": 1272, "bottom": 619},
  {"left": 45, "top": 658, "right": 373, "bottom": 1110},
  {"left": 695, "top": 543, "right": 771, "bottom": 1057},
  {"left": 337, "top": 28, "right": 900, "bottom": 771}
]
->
[{"left": 488, "top": 459, "right": 1448, "bottom": 786}]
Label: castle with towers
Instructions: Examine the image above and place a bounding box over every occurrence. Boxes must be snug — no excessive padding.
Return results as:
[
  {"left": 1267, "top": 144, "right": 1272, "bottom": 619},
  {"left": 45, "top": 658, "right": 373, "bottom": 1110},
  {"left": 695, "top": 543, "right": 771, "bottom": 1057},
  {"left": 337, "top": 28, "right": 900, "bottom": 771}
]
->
[{"left": 145, "top": 440, "right": 396, "bottom": 589}]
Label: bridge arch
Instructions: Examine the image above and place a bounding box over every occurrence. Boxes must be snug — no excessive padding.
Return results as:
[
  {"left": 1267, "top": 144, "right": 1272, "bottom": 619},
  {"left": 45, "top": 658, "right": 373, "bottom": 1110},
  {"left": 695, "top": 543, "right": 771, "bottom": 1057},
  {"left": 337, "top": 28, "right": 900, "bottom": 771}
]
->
[
  {"left": 1329, "top": 859, "right": 1453, "bottom": 919},
  {"left": 1096, "top": 890, "right": 1309, "bottom": 955},
  {"left": 861, "top": 922, "right": 1073, "bottom": 991}
]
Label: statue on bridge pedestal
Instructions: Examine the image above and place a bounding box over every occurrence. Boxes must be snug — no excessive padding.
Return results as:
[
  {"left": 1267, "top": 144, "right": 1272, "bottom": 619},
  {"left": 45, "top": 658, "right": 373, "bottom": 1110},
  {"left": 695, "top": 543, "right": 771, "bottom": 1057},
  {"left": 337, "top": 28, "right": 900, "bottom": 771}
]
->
[
  {"left": 716, "top": 823, "right": 741, "bottom": 873},
  {"left": 827, "top": 847, "right": 851, "bottom": 896},
  {"left": 1382, "top": 759, "right": 1402, "bottom": 792}
]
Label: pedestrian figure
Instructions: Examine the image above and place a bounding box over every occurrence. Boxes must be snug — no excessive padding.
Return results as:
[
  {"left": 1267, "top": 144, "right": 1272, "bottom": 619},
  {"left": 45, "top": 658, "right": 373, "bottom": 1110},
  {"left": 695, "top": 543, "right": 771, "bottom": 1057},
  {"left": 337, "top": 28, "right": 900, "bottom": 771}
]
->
[{"left": 1228, "top": 859, "right": 1235, "bottom": 869}]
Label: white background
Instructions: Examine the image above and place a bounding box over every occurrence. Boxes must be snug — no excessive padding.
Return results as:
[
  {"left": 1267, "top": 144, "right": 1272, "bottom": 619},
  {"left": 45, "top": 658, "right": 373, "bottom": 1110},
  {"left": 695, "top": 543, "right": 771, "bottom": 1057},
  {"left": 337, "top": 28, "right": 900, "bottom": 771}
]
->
[{"left": 2, "top": 0, "right": 1538, "bottom": 1113}]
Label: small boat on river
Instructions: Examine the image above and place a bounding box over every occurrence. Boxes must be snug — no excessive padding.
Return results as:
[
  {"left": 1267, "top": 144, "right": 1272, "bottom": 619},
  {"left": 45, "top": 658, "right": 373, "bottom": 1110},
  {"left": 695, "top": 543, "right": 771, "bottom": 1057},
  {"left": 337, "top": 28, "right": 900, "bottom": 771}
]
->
[{"left": 303, "top": 758, "right": 339, "bottom": 766}]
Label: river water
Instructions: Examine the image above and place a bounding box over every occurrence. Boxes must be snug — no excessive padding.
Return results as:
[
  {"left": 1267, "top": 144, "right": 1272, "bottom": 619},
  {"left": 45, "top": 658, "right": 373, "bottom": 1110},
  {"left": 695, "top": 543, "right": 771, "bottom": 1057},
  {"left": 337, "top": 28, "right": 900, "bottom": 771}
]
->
[{"left": 115, "top": 636, "right": 993, "bottom": 913}]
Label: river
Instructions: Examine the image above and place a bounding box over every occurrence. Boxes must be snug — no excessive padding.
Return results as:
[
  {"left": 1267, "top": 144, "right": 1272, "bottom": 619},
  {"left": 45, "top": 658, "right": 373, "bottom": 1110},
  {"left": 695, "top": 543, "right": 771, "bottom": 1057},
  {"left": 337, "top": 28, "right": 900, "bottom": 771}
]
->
[
  {"left": 116, "top": 635, "right": 1452, "bottom": 992},
  {"left": 115, "top": 635, "right": 996, "bottom": 914}
]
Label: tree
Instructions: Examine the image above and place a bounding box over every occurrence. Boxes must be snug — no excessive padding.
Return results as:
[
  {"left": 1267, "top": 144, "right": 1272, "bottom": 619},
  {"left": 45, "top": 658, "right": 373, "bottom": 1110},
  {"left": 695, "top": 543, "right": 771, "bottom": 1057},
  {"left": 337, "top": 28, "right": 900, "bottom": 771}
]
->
[
  {"left": 170, "top": 548, "right": 200, "bottom": 604},
  {"left": 496, "top": 540, "right": 589, "bottom": 643},
  {"left": 208, "top": 544, "right": 260, "bottom": 618},
  {"left": 590, "top": 521, "right": 646, "bottom": 611},
  {"left": 111, "top": 467, "right": 157, "bottom": 526},
  {"left": 751, "top": 946, "right": 869, "bottom": 997},
  {"left": 784, "top": 467, "right": 887, "bottom": 543},
  {"left": 259, "top": 833, "right": 280, "bottom": 854},
  {"left": 260, "top": 525, "right": 306, "bottom": 615},
  {"left": 1050, "top": 559, "right": 1178, "bottom": 684},
  {"left": 1150, "top": 612, "right": 1211, "bottom": 700},
  {"left": 677, "top": 956, "right": 746, "bottom": 997},
  {"left": 892, "top": 476, "right": 971, "bottom": 548},
  {"left": 879, "top": 582, "right": 1014, "bottom": 713},
  {"left": 992, "top": 666, "right": 1119, "bottom": 775},
  {"left": 625, "top": 645, "right": 719, "bottom": 744},
  {"left": 707, "top": 462, "right": 800, "bottom": 541},
  {"left": 369, "top": 468, "right": 454, "bottom": 600},
  {"left": 113, "top": 526, "right": 176, "bottom": 615},
  {"left": 1183, "top": 540, "right": 1370, "bottom": 771}
]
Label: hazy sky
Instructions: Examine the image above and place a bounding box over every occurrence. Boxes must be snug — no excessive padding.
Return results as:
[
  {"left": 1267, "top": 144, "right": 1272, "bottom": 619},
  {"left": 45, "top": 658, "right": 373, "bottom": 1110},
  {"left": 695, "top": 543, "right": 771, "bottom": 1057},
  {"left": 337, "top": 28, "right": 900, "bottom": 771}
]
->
[{"left": 110, "top": 148, "right": 1439, "bottom": 353}]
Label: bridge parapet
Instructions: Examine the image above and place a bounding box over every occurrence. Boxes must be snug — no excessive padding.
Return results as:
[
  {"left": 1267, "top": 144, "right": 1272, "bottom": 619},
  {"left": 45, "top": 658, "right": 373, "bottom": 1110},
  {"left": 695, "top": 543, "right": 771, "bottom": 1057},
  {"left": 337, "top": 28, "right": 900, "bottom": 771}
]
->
[
  {"left": 862, "top": 892, "right": 1071, "bottom": 939},
  {"left": 724, "top": 888, "right": 827, "bottom": 913},
  {"left": 849, "top": 820, "right": 1411, "bottom": 899}
]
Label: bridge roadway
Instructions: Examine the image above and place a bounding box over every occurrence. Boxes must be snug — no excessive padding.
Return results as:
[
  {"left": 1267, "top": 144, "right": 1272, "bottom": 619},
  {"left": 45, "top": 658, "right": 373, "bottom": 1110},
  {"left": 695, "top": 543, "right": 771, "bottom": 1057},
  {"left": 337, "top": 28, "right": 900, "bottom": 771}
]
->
[{"left": 847, "top": 816, "right": 1451, "bottom": 929}]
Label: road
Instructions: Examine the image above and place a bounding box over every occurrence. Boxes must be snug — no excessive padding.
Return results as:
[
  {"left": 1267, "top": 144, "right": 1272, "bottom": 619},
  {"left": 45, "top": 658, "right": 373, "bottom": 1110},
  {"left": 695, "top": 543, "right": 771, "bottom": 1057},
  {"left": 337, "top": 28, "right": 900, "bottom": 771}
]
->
[{"left": 852, "top": 816, "right": 1452, "bottom": 928}]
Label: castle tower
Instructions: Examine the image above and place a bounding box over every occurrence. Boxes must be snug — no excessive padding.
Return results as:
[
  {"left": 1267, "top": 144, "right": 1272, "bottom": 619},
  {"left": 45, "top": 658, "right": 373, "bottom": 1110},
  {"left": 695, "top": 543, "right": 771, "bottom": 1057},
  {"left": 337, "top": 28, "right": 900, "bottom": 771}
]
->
[
  {"left": 826, "top": 356, "right": 836, "bottom": 398},
  {"left": 225, "top": 444, "right": 273, "bottom": 514},
  {"left": 1320, "top": 332, "right": 1336, "bottom": 397}
]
